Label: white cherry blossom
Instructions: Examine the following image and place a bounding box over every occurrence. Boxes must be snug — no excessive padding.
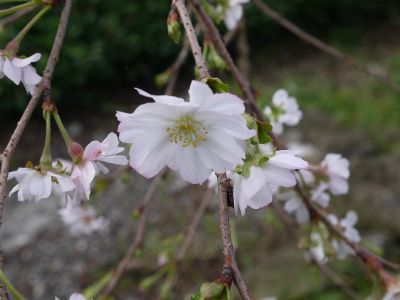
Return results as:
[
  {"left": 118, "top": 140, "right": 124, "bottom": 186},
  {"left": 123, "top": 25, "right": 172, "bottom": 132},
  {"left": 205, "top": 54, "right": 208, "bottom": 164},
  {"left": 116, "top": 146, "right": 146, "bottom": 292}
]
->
[
  {"left": 66, "top": 133, "right": 127, "bottom": 205},
  {"left": 0, "top": 52, "right": 42, "bottom": 95},
  {"left": 231, "top": 146, "right": 308, "bottom": 215},
  {"left": 279, "top": 191, "right": 310, "bottom": 224},
  {"left": 223, "top": 0, "right": 249, "bottom": 30},
  {"left": 305, "top": 232, "right": 327, "bottom": 263},
  {"left": 117, "top": 81, "right": 255, "bottom": 184},
  {"left": 8, "top": 167, "right": 74, "bottom": 203},
  {"left": 263, "top": 89, "right": 303, "bottom": 135},
  {"left": 321, "top": 153, "right": 350, "bottom": 195},
  {"left": 55, "top": 293, "right": 87, "bottom": 300},
  {"left": 327, "top": 211, "right": 361, "bottom": 259},
  {"left": 59, "top": 205, "right": 109, "bottom": 236},
  {"left": 310, "top": 182, "right": 331, "bottom": 208}
]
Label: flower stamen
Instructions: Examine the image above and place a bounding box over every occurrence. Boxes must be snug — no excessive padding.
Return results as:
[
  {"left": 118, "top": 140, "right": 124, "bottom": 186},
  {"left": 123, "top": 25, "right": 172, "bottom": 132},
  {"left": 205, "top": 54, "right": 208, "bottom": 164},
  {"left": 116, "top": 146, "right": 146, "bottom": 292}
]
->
[{"left": 166, "top": 116, "right": 208, "bottom": 147}]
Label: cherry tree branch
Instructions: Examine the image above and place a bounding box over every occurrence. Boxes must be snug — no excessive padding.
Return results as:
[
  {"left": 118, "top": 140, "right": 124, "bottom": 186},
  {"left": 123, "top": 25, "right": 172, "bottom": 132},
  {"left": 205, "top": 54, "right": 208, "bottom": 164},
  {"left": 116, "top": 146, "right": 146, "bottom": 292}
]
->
[
  {"left": 0, "top": 6, "right": 34, "bottom": 28},
  {"left": 100, "top": 171, "right": 164, "bottom": 297},
  {"left": 173, "top": 1, "right": 252, "bottom": 299},
  {"left": 188, "top": 0, "right": 400, "bottom": 277},
  {"left": 252, "top": 0, "right": 400, "bottom": 94},
  {"left": 0, "top": 1, "right": 72, "bottom": 298}
]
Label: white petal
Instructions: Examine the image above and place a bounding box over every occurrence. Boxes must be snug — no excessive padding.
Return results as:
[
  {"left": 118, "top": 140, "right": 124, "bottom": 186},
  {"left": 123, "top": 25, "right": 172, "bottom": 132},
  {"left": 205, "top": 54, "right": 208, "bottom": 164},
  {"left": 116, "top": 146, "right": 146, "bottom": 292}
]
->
[
  {"left": 176, "top": 146, "right": 211, "bottom": 184},
  {"left": 262, "top": 164, "right": 296, "bottom": 187},
  {"left": 188, "top": 80, "right": 213, "bottom": 106},
  {"left": 269, "top": 152, "right": 308, "bottom": 169},
  {"left": 12, "top": 53, "right": 41, "bottom": 67},
  {"left": 4, "top": 59, "right": 21, "bottom": 84},
  {"left": 329, "top": 175, "right": 349, "bottom": 195},
  {"left": 22, "top": 65, "right": 41, "bottom": 84},
  {"left": 240, "top": 166, "right": 265, "bottom": 199},
  {"left": 247, "top": 184, "right": 273, "bottom": 210},
  {"left": 199, "top": 93, "right": 245, "bottom": 115},
  {"left": 135, "top": 87, "right": 185, "bottom": 105}
]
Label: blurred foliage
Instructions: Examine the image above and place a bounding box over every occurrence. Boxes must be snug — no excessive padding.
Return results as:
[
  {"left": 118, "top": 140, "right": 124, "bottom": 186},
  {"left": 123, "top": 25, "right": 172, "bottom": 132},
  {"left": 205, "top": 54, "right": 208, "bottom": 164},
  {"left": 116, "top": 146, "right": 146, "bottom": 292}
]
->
[{"left": 0, "top": 0, "right": 400, "bottom": 117}]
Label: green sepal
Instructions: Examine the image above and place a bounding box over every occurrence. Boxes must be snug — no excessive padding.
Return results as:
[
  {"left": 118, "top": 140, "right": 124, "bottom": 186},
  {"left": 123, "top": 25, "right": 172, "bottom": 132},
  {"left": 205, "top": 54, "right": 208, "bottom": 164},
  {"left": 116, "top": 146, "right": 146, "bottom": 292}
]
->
[
  {"left": 204, "top": 77, "right": 230, "bottom": 93},
  {"left": 256, "top": 120, "right": 273, "bottom": 144}
]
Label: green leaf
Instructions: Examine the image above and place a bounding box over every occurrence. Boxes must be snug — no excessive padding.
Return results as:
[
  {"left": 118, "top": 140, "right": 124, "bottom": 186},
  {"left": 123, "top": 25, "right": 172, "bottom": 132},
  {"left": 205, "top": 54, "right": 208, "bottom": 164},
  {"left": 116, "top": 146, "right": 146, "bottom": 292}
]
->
[
  {"left": 200, "top": 282, "right": 225, "bottom": 298},
  {"left": 204, "top": 77, "right": 230, "bottom": 93},
  {"left": 256, "top": 120, "right": 273, "bottom": 144},
  {"left": 83, "top": 270, "right": 113, "bottom": 299}
]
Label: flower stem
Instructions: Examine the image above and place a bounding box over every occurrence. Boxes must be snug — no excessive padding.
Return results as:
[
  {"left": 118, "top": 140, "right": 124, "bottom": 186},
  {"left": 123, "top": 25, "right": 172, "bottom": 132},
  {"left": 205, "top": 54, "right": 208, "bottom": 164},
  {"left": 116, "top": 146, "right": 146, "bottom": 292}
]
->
[
  {"left": 0, "top": 0, "right": 35, "bottom": 17},
  {"left": 9, "top": 4, "right": 50, "bottom": 46},
  {"left": 39, "top": 111, "right": 52, "bottom": 169},
  {"left": 0, "top": 269, "right": 26, "bottom": 300},
  {"left": 52, "top": 110, "right": 72, "bottom": 148}
]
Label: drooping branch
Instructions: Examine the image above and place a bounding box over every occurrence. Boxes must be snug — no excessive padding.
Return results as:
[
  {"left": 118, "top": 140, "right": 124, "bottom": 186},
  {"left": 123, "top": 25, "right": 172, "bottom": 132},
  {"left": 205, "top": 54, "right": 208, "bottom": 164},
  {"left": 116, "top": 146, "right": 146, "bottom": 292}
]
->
[
  {"left": 0, "top": 1, "right": 72, "bottom": 298},
  {"left": 252, "top": 0, "right": 400, "bottom": 94},
  {"left": 187, "top": 0, "right": 400, "bottom": 278},
  {"left": 99, "top": 171, "right": 165, "bottom": 297},
  {"left": 173, "top": 1, "right": 253, "bottom": 299}
]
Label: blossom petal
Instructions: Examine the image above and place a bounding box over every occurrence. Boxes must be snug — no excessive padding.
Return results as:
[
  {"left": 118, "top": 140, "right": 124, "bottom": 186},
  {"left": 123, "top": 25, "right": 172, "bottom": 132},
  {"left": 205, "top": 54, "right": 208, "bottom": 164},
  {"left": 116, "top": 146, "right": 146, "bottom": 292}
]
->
[
  {"left": 188, "top": 80, "right": 213, "bottom": 106},
  {"left": 135, "top": 87, "right": 185, "bottom": 105},
  {"left": 4, "top": 59, "right": 21, "bottom": 84},
  {"left": 12, "top": 53, "right": 41, "bottom": 67}
]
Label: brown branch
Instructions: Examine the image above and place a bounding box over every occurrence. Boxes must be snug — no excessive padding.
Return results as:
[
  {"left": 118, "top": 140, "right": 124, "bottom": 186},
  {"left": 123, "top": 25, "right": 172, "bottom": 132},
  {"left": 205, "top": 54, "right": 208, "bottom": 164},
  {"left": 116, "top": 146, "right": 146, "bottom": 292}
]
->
[
  {"left": 0, "top": 1, "right": 72, "bottom": 298},
  {"left": 174, "top": 1, "right": 252, "bottom": 298},
  {"left": 100, "top": 171, "right": 164, "bottom": 297},
  {"left": 173, "top": 0, "right": 209, "bottom": 79},
  {"left": 188, "top": 0, "right": 400, "bottom": 280},
  {"left": 189, "top": 0, "right": 261, "bottom": 119},
  {"left": 252, "top": 0, "right": 400, "bottom": 94},
  {"left": 176, "top": 187, "right": 213, "bottom": 260}
]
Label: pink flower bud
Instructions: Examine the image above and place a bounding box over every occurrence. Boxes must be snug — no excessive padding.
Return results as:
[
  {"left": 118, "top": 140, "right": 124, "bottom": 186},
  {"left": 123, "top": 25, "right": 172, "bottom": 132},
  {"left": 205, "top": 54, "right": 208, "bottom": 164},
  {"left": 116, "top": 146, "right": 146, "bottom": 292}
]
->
[{"left": 68, "top": 142, "right": 84, "bottom": 160}]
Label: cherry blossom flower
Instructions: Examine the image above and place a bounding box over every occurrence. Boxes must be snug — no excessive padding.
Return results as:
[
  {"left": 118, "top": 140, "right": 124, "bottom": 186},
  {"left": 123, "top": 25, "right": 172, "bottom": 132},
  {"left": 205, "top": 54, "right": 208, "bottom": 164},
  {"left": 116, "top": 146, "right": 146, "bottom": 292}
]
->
[
  {"left": 117, "top": 81, "right": 255, "bottom": 184},
  {"left": 0, "top": 52, "right": 42, "bottom": 95},
  {"left": 55, "top": 293, "right": 86, "bottom": 300},
  {"left": 8, "top": 167, "right": 74, "bottom": 203},
  {"left": 310, "top": 182, "right": 331, "bottom": 208},
  {"left": 263, "top": 89, "right": 302, "bottom": 135},
  {"left": 279, "top": 191, "right": 310, "bottom": 224},
  {"left": 231, "top": 146, "right": 308, "bottom": 215},
  {"left": 327, "top": 211, "right": 361, "bottom": 260},
  {"left": 223, "top": 0, "right": 250, "bottom": 30},
  {"left": 66, "top": 133, "right": 127, "bottom": 206},
  {"left": 321, "top": 153, "right": 350, "bottom": 195},
  {"left": 306, "top": 232, "right": 327, "bottom": 263},
  {"left": 59, "top": 205, "right": 109, "bottom": 236}
]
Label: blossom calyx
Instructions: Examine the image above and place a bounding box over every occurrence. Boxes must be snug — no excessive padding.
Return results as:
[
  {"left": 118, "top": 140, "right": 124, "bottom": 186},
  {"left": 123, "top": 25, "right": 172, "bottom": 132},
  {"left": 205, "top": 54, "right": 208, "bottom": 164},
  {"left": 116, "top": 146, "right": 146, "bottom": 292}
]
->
[
  {"left": 68, "top": 141, "right": 84, "bottom": 162},
  {"left": 167, "top": 6, "right": 181, "bottom": 44}
]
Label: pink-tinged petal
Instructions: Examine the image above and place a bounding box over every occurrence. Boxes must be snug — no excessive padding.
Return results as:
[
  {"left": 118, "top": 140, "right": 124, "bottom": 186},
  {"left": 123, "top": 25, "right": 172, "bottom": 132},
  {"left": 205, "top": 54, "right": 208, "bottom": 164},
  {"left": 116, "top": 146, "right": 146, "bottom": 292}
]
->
[
  {"left": 269, "top": 153, "right": 308, "bottom": 169},
  {"left": 4, "top": 59, "right": 21, "bottom": 84},
  {"left": 12, "top": 53, "right": 41, "bottom": 67},
  {"left": 97, "top": 155, "right": 128, "bottom": 165},
  {"left": 188, "top": 80, "right": 213, "bottom": 106},
  {"left": 83, "top": 140, "right": 103, "bottom": 160},
  {"left": 199, "top": 93, "right": 245, "bottom": 115},
  {"left": 135, "top": 87, "right": 184, "bottom": 105},
  {"left": 263, "top": 165, "right": 296, "bottom": 187}
]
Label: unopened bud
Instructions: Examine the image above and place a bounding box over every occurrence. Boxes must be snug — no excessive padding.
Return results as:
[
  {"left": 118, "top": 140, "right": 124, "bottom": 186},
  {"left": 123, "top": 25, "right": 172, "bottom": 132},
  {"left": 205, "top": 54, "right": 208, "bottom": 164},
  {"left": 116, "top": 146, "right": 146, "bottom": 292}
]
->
[
  {"left": 155, "top": 71, "right": 171, "bottom": 87},
  {"left": 68, "top": 141, "right": 84, "bottom": 161},
  {"left": 167, "top": 7, "right": 181, "bottom": 44}
]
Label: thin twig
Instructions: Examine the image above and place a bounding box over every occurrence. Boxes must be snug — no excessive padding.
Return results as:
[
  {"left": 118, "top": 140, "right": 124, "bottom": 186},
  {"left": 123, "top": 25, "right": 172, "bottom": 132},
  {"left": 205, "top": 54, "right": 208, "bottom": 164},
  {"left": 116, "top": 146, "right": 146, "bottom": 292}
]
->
[
  {"left": 189, "top": 0, "right": 260, "bottom": 119},
  {"left": 165, "top": 37, "right": 190, "bottom": 95},
  {"left": 0, "top": 1, "right": 72, "bottom": 298},
  {"left": 173, "top": 0, "right": 209, "bottom": 79},
  {"left": 189, "top": 0, "right": 400, "bottom": 278},
  {"left": 176, "top": 188, "right": 213, "bottom": 260},
  {"left": 0, "top": 6, "right": 34, "bottom": 28},
  {"left": 252, "top": 0, "right": 400, "bottom": 94},
  {"left": 100, "top": 171, "right": 164, "bottom": 297},
  {"left": 174, "top": 1, "right": 252, "bottom": 298}
]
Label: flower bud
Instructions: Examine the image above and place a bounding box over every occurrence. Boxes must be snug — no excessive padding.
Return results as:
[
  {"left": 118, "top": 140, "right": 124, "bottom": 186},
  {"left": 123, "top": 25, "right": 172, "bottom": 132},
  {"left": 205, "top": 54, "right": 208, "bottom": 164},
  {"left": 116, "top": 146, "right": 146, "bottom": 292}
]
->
[
  {"left": 167, "top": 7, "right": 181, "bottom": 44},
  {"left": 68, "top": 141, "right": 84, "bottom": 161}
]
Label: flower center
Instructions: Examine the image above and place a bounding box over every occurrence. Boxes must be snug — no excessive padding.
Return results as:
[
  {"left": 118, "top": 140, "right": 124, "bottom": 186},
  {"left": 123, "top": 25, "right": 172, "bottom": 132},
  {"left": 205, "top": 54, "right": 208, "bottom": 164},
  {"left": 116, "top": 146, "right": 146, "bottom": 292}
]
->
[{"left": 166, "top": 116, "right": 208, "bottom": 147}]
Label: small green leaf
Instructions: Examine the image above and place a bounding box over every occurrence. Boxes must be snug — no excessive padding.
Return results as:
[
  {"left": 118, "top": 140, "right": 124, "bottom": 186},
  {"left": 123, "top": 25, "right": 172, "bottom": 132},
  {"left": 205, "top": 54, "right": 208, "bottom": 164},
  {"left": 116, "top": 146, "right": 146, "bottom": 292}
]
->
[
  {"left": 200, "top": 282, "right": 225, "bottom": 298},
  {"left": 256, "top": 120, "right": 273, "bottom": 144},
  {"left": 205, "top": 77, "right": 230, "bottom": 93}
]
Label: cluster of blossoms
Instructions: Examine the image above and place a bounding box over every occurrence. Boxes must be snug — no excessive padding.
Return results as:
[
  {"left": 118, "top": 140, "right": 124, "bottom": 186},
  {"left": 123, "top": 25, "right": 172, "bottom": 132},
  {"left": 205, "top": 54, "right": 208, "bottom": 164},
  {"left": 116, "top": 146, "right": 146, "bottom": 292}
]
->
[
  {"left": 117, "top": 80, "right": 308, "bottom": 215},
  {"left": 8, "top": 132, "right": 127, "bottom": 235},
  {"left": 58, "top": 205, "right": 109, "bottom": 236},
  {"left": 279, "top": 153, "right": 350, "bottom": 224},
  {"left": 306, "top": 211, "right": 361, "bottom": 263},
  {"left": 0, "top": 52, "right": 42, "bottom": 95},
  {"left": 263, "top": 89, "right": 303, "bottom": 135}
]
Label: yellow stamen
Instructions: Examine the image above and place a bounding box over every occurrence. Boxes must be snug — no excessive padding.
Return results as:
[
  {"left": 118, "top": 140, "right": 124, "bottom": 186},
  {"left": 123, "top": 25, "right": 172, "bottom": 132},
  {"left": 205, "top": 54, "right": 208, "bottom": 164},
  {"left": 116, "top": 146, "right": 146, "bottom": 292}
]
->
[{"left": 166, "top": 116, "right": 208, "bottom": 147}]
